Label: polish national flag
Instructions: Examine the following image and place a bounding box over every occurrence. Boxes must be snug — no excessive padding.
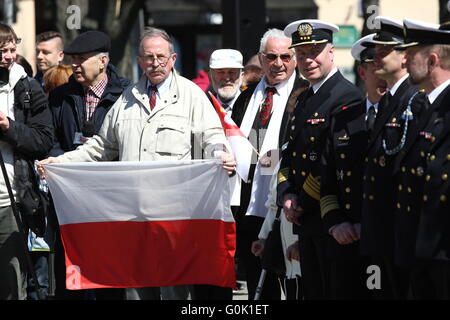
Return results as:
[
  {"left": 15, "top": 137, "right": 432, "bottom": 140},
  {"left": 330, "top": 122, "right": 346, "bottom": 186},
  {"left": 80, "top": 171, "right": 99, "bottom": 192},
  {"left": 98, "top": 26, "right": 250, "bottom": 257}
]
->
[
  {"left": 45, "top": 160, "right": 236, "bottom": 290},
  {"left": 209, "top": 92, "right": 254, "bottom": 182}
]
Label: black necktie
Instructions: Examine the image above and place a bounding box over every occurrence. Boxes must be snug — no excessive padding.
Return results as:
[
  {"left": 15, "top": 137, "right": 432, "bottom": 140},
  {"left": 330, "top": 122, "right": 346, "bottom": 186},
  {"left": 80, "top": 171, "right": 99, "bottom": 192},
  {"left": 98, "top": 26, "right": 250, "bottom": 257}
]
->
[{"left": 366, "top": 105, "right": 376, "bottom": 133}]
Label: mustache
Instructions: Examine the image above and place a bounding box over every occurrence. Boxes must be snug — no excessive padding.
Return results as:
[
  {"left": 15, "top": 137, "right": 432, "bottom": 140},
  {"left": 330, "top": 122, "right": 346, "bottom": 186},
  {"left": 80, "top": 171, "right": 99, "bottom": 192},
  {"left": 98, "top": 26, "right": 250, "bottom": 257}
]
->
[{"left": 146, "top": 66, "right": 165, "bottom": 73}]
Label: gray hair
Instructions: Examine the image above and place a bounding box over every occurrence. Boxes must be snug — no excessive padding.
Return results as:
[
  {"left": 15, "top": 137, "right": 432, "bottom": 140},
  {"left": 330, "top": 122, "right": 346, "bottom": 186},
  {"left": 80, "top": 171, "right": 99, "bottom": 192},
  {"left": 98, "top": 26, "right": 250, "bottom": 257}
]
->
[
  {"left": 139, "top": 27, "right": 174, "bottom": 55},
  {"left": 95, "top": 51, "right": 110, "bottom": 69},
  {"left": 259, "top": 28, "right": 293, "bottom": 53}
]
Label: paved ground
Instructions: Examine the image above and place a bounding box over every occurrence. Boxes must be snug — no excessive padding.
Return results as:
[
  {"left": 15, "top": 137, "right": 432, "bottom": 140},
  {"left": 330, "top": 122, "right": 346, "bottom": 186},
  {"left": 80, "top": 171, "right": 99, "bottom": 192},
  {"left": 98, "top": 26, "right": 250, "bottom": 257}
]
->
[{"left": 232, "top": 281, "right": 248, "bottom": 300}]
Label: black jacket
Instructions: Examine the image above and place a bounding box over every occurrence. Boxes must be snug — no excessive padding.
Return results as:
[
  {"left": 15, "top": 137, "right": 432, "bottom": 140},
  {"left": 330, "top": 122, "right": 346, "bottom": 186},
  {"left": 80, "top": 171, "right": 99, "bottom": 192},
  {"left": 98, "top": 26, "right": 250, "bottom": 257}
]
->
[
  {"left": 277, "top": 71, "right": 363, "bottom": 237},
  {"left": 360, "top": 77, "right": 418, "bottom": 257},
  {"left": 49, "top": 64, "right": 131, "bottom": 153}
]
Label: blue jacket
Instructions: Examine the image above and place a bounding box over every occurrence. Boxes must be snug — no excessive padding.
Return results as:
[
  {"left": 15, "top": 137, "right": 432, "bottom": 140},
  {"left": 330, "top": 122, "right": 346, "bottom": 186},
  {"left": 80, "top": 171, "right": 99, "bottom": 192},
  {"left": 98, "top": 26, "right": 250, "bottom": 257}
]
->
[{"left": 49, "top": 64, "right": 130, "bottom": 154}]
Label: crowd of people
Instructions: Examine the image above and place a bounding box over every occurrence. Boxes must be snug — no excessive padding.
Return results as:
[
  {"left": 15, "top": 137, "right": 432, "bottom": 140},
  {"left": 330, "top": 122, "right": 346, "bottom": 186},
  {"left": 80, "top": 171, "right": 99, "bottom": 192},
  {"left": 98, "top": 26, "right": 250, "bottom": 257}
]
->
[{"left": 0, "top": 13, "right": 449, "bottom": 301}]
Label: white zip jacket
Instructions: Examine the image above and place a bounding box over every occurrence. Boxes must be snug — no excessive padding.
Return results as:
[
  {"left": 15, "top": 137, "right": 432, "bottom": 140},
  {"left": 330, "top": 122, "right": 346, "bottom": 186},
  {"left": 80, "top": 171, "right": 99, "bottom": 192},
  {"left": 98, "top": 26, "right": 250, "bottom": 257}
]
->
[{"left": 58, "top": 71, "right": 230, "bottom": 163}]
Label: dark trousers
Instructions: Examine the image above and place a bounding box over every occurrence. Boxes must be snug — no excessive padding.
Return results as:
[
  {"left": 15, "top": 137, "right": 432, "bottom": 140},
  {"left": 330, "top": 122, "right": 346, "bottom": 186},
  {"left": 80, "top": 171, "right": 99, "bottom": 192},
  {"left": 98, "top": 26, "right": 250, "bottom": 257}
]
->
[
  {"left": 282, "top": 275, "right": 303, "bottom": 300},
  {"left": 236, "top": 215, "right": 281, "bottom": 300},
  {"left": 298, "top": 234, "right": 329, "bottom": 299},
  {"left": 329, "top": 253, "right": 371, "bottom": 300},
  {"left": 370, "top": 256, "right": 411, "bottom": 300},
  {"left": 191, "top": 285, "right": 232, "bottom": 300},
  {"left": 410, "top": 259, "right": 450, "bottom": 299},
  {"left": 27, "top": 252, "right": 49, "bottom": 300}
]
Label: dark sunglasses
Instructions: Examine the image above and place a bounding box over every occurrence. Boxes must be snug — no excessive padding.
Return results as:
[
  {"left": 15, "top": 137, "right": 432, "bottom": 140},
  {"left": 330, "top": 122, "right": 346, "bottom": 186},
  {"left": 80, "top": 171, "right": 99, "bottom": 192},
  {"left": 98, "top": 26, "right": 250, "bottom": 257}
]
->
[{"left": 261, "top": 52, "right": 294, "bottom": 62}]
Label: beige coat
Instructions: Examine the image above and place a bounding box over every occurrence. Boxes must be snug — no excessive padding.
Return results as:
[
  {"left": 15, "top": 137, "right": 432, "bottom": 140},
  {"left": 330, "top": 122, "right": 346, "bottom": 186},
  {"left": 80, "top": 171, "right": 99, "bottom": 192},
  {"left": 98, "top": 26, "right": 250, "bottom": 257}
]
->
[{"left": 58, "top": 71, "right": 229, "bottom": 162}]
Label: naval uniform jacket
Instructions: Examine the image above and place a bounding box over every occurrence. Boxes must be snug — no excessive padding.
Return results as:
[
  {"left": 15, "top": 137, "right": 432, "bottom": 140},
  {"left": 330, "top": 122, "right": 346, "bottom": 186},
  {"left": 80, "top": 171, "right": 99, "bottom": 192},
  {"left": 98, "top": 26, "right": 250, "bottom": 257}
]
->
[
  {"left": 391, "top": 88, "right": 438, "bottom": 268},
  {"left": 415, "top": 90, "right": 450, "bottom": 261},
  {"left": 320, "top": 99, "right": 366, "bottom": 257},
  {"left": 277, "top": 71, "right": 363, "bottom": 237},
  {"left": 360, "top": 77, "right": 418, "bottom": 257}
]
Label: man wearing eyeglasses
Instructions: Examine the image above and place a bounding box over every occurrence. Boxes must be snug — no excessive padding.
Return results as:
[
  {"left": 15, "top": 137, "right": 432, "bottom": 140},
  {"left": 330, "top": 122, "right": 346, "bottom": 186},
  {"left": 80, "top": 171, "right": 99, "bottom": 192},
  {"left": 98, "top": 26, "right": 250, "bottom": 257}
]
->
[
  {"left": 38, "top": 27, "right": 236, "bottom": 301},
  {"left": 278, "top": 20, "right": 364, "bottom": 299},
  {"left": 231, "top": 28, "right": 308, "bottom": 300}
]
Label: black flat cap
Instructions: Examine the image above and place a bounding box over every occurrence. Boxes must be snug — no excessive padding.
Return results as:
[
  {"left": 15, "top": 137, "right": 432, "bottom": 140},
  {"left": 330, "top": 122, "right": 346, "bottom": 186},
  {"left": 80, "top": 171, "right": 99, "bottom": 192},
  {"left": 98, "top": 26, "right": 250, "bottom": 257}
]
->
[
  {"left": 362, "top": 16, "right": 404, "bottom": 47},
  {"left": 395, "top": 18, "right": 450, "bottom": 50},
  {"left": 64, "top": 31, "right": 111, "bottom": 55}
]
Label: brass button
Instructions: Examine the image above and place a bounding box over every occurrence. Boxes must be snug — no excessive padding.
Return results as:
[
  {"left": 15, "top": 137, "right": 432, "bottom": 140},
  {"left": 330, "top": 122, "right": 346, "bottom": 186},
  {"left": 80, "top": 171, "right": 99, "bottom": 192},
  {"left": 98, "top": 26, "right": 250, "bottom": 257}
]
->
[
  {"left": 340, "top": 153, "right": 346, "bottom": 159},
  {"left": 420, "top": 151, "right": 425, "bottom": 157},
  {"left": 310, "top": 137, "right": 315, "bottom": 142},
  {"left": 423, "top": 195, "right": 428, "bottom": 201},
  {"left": 398, "top": 185, "right": 403, "bottom": 191},
  {"left": 345, "top": 204, "right": 351, "bottom": 210},
  {"left": 441, "top": 195, "right": 447, "bottom": 202},
  {"left": 397, "top": 203, "right": 401, "bottom": 209},
  {"left": 363, "top": 176, "right": 367, "bottom": 181},
  {"left": 371, "top": 176, "right": 375, "bottom": 182},
  {"left": 430, "top": 155, "right": 436, "bottom": 161},
  {"left": 373, "top": 158, "right": 378, "bottom": 164},
  {"left": 347, "top": 171, "right": 352, "bottom": 177},
  {"left": 293, "top": 152, "right": 297, "bottom": 157},
  {"left": 291, "top": 125, "right": 295, "bottom": 131},
  {"left": 411, "top": 168, "right": 416, "bottom": 175},
  {"left": 345, "top": 187, "right": 351, "bottom": 193},
  {"left": 431, "top": 137, "right": 436, "bottom": 143},
  {"left": 425, "top": 175, "right": 431, "bottom": 181},
  {"left": 401, "top": 166, "right": 406, "bottom": 172},
  {"left": 447, "top": 154, "right": 450, "bottom": 161},
  {"left": 365, "top": 157, "right": 369, "bottom": 163},
  {"left": 442, "top": 174, "right": 448, "bottom": 181},
  {"left": 363, "top": 193, "right": 366, "bottom": 199},
  {"left": 369, "top": 195, "right": 374, "bottom": 200},
  {"left": 301, "top": 171, "right": 306, "bottom": 176},
  {"left": 407, "top": 206, "right": 411, "bottom": 212},
  {"left": 293, "top": 169, "right": 296, "bottom": 175},
  {"left": 302, "top": 154, "right": 307, "bottom": 159},
  {"left": 314, "top": 112, "right": 318, "bottom": 117},
  {"left": 407, "top": 187, "right": 412, "bottom": 193}
]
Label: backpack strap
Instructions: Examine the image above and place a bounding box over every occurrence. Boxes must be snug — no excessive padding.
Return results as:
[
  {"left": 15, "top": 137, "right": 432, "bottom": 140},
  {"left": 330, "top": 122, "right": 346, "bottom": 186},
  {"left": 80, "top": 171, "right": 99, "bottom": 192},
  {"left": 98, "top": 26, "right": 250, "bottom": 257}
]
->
[{"left": 13, "top": 77, "right": 32, "bottom": 124}]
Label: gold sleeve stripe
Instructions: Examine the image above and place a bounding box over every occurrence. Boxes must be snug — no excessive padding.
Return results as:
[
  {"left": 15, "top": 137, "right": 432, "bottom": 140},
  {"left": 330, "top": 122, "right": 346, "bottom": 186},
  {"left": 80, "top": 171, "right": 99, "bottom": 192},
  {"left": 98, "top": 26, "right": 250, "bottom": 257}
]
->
[
  {"left": 303, "top": 174, "right": 321, "bottom": 200},
  {"left": 320, "top": 195, "right": 340, "bottom": 218},
  {"left": 278, "top": 168, "right": 289, "bottom": 184}
]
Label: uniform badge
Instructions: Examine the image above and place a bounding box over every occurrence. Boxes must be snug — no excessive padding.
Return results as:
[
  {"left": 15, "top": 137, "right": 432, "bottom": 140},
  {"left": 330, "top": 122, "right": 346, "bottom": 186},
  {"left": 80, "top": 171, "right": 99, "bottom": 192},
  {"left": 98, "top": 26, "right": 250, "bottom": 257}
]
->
[
  {"left": 416, "top": 166, "right": 424, "bottom": 177},
  {"left": 309, "top": 152, "right": 318, "bottom": 161},
  {"left": 306, "top": 118, "right": 325, "bottom": 125},
  {"left": 385, "top": 122, "right": 401, "bottom": 128},
  {"left": 338, "top": 134, "right": 350, "bottom": 141},
  {"left": 379, "top": 155, "right": 386, "bottom": 167},
  {"left": 298, "top": 23, "right": 313, "bottom": 37},
  {"left": 401, "top": 109, "right": 414, "bottom": 121},
  {"left": 420, "top": 131, "right": 433, "bottom": 140}
]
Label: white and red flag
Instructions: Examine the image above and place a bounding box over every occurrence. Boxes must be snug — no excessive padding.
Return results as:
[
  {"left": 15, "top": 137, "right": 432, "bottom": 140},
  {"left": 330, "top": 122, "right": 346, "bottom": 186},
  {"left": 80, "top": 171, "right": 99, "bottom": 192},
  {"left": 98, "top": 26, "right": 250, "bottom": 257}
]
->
[
  {"left": 209, "top": 92, "right": 254, "bottom": 182},
  {"left": 45, "top": 160, "right": 236, "bottom": 290}
]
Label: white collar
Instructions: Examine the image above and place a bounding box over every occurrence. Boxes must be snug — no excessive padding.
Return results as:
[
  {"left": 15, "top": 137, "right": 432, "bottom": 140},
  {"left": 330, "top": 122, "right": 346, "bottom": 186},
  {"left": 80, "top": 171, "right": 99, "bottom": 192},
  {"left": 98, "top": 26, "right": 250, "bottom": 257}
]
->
[
  {"left": 428, "top": 78, "right": 450, "bottom": 104},
  {"left": 389, "top": 73, "right": 409, "bottom": 96},
  {"left": 217, "top": 92, "right": 240, "bottom": 110},
  {"left": 312, "top": 67, "right": 338, "bottom": 93},
  {"left": 262, "top": 72, "right": 296, "bottom": 97}
]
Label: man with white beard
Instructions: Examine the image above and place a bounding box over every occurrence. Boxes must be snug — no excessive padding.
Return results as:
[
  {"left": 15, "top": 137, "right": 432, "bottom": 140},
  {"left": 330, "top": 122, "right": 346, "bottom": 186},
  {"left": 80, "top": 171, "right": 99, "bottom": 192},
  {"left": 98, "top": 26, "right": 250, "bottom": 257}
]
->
[{"left": 209, "top": 49, "right": 244, "bottom": 116}]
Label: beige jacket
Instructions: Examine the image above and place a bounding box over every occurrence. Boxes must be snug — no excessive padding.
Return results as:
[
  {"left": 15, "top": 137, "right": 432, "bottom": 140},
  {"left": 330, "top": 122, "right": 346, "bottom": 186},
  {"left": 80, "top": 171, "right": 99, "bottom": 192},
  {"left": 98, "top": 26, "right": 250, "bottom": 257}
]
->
[{"left": 58, "top": 71, "right": 229, "bottom": 162}]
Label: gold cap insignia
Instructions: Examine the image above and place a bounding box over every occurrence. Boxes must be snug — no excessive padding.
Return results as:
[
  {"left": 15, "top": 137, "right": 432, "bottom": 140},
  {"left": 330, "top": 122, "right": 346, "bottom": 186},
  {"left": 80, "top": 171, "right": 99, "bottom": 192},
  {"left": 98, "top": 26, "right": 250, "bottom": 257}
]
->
[{"left": 298, "top": 23, "right": 313, "bottom": 37}]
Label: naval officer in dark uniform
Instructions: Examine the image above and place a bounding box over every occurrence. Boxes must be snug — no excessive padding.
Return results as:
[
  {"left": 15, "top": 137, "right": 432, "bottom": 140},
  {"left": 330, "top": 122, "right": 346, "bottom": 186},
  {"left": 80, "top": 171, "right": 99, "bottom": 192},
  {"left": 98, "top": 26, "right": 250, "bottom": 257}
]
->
[
  {"left": 395, "top": 19, "right": 450, "bottom": 299},
  {"left": 318, "top": 34, "right": 387, "bottom": 299},
  {"left": 359, "top": 16, "right": 420, "bottom": 299},
  {"left": 277, "top": 19, "right": 363, "bottom": 299}
]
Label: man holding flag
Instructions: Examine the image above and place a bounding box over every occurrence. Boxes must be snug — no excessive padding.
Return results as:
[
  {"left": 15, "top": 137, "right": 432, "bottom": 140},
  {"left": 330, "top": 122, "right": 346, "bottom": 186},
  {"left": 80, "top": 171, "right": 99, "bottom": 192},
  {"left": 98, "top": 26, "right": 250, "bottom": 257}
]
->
[{"left": 38, "top": 27, "right": 236, "bottom": 300}]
